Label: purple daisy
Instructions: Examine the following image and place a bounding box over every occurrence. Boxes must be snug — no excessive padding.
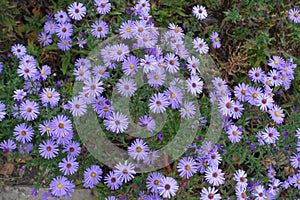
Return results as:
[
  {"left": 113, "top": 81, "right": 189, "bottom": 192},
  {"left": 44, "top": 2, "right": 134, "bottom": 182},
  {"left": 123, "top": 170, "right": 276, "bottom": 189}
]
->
[
  {"left": 147, "top": 67, "right": 166, "bottom": 88},
  {"left": 17, "top": 63, "right": 38, "bottom": 80},
  {"left": 51, "top": 115, "right": 73, "bottom": 137},
  {"left": 262, "top": 127, "right": 279, "bottom": 144},
  {"left": 119, "top": 20, "right": 135, "bottom": 39},
  {"left": 110, "top": 43, "right": 130, "bottom": 62},
  {"left": 56, "top": 23, "right": 73, "bottom": 39},
  {"left": 104, "top": 171, "right": 122, "bottom": 190},
  {"left": 200, "top": 187, "right": 222, "bottom": 200},
  {"left": 255, "top": 93, "right": 274, "bottom": 112},
  {"left": 83, "top": 165, "right": 103, "bottom": 188},
  {"left": 289, "top": 8, "right": 300, "bottom": 23},
  {"left": 13, "top": 123, "right": 34, "bottom": 144},
  {"left": 40, "top": 88, "right": 60, "bottom": 108},
  {"left": 93, "top": 65, "right": 110, "bottom": 80},
  {"left": 44, "top": 20, "right": 57, "bottom": 35},
  {"left": 186, "top": 56, "right": 200, "bottom": 76},
  {"left": 231, "top": 100, "right": 244, "bottom": 119},
  {"left": 38, "top": 32, "right": 52, "bottom": 46},
  {"left": 91, "top": 20, "right": 109, "bottom": 38},
  {"left": 59, "top": 156, "right": 79, "bottom": 175},
  {"left": 268, "top": 104, "right": 284, "bottom": 124},
  {"left": 20, "top": 100, "right": 39, "bottom": 121},
  {"left": 157, "top": 176, "right": 179, "bottom": 199},
  {"left": 68, "top": 2, "right": 86, "bottom": 21},
  {"left": 233, "top": 169, "right": 247, "bottom": 188},
  {"left": 83, "top": 78, "right": 104, "bottom": 98},
  {"left": 122, "top": 55, "right": 140, "bottom": 76},
  {"left": 146, "top": 172, "right": 164, "bottom": 193},
  {"left": 268, "top": 56, "right": 285, "bottom": 69},
  {"left": 54, "top": 10, "right": 69, "bottom": 23},
  {"left": 186, "top": 75, "right": 203, "bottom": 96},
  {"left": 192, "top": 5, "right": 208, "bottom": 20},
  {"left": 69, "top": 96, "right": 87, "bottom": 117},
  {"left": 138, "top": 115, "right": 156, "bottom": 132},
  {"left": 104, "top": 112, "right": 128, "bottom": 133},
  {"left": 164, "top": 53, "right": 180, "bottom": 74},
  {"left": 234, "top": 83, "right": 250, "bottom": 102},
  {"left": 128, "top": 138, "right": 149, "bottom": 161},
  {"left": 0, "top": 139, "right": 17, "bottom": 152},
  {"left": 114, "top": 160, "right": 136, "bottom": 183},
  {"left": 164, "top": 85, "right": 183, "bottom": 109},
  {"left": 62, "top": 141, "right": 81, "bottom": 158},
  {"left": 149, "top": 93, "right": 170, "bottom": 114},
  {"left": 94, "top": 0, "right": 112, "bottom": 15},
  {"left": 226, "top": 125, "right": 242, "bottom": 143},
  {"left": 210, "top": 32, "right": 221, "bottom": 48},
  {"left": 193, "top": 37, "right": 209, "bottom": 54},
  {"left": 11, "top": 43, "right": 26, "bottom": 58},
  {"left": 204, "top": 166, "right": 225, "bottom": 187},
  {"left": 180, "top": 101, "right": 196, "bottom": 119},
  {"left": 177, "top": 157, "right": 198, "bottom": 179},
  {"left": 73, "top": 66, "right": 91, "bottom": 81},
  {"left": 39, "top": 140, "right": 59, "bottom": 159},
  {"left": 19, "top": 143, "right": 33, "bottom": 154},
  {"left": 39, "top": 65, "right": 51, "bottom": 80},
  {"left": 76, "top": 37, "right": 87, "bottom": 48},
  {"left": 49, "top": 176, "right": 74, "bottom": 197},
  {"left": 57, "top": 37, "right": 72, "bottom": 51},
  {"left": 0, "top": 102, "right": 6, "bottom": 121},
  {"left": 116, "top": 78, "right": 137, "bottom": 97}
]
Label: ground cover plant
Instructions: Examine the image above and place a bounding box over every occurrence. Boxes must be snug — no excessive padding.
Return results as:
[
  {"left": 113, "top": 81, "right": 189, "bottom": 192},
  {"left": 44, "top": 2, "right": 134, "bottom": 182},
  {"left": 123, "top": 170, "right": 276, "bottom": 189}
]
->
[{"left": 0, "top": 0, "right": 300, "bottom": 199}]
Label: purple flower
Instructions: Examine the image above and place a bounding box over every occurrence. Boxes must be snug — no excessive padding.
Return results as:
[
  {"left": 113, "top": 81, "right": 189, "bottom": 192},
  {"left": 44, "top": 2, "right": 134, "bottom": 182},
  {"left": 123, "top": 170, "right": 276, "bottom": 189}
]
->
[
  {"left": 13, "top": 123, "right": 34, "bottom": 144},
  {"left": 262, "top": 127, "right": 279, "bottom": 144},
  {"left": 17, "top": 63, "right": 38, "bottom": 80},
  {"left": 289, "top": 8, "right": 300, "bottom": 23},
  {"left": 67, "top": 2, "right": 86, "bottom": 21},
  {"left": 30, "top": 187, "right": 38, "bottom": 196},
  {"left": 177, "top": 157, "right": 198, "bottom": 178},
  {"left": 157, "top": 132, "right": 163, "bottom": 140},
  {"left": 119, "top": 20, "right": 135, "bottom": 39},
  {"left": 0, "top": 102, "right": 6, "bottom": 121},
  {"left": 83, "top": 165, "right": 103, "bottom": 188},
  {"left": 128, "top": 139, "right": 149, "bottom": 161},
  {"left": 116, "top": 78, "right": 137, "bottom": 97},
  {"left": 204, "top": 166, "right": 225, "bottom": 186},
  {"left": 157, "top": 176, "right": 179, "bottom": 199},
  {"left": 104, "top": 112, "right": 128, "bottom": 133},
  {"left": 76, "top": 37, "right": 87, "bottom": 48},
  {"left": 104, "top": 171, "right": 122, "bottom": 190},
  {"left": 138, "top": 115, "right": 156, "bottom": 132},
  {"left": 49, "top": 176, "right": 74, "bottom": 197},
  {"left": 40, "top": 88, "right": 60, "bottom": 108},
  {"left": 19, "top": 143, "right": 33, "bottom": 154},
  {"left": 20, "top": 100, "right": 39, "bottom": 121},
  {"left": 56, "top": 23, "right": 73, "bottom": 39},
  {"left": 114, "top": 160, "right": 136, "bottom": 183},
  {"left": 210, "top": 32, "right": 221, "bottom": 48},
  {"left": 91, "top": 20, "right": 109, "bottom": 38},
  {"left": 0, "top": 139, "right": 17, "bottom": 152},
  {"left": 44, "top": 20, "right": 56, "bottom": 35},
  {"left": 149, "top": 93, "right": 170, "bottom": 113},
  {"left": 146, "top": 172, "right": 164, "bottom": 193},
  {"left": 57, "top": 37, "right": 72, "bottom": 51},
  {"left": 41, "top": 192, "right": 57, "bottom": 200},
  {"left": 192, "top": 5, "right": 208, "bottom": 20},
  {"left": 11, "top": 44, "right": 26, "bottom": 58},
  {"left": 54, "top": 10, "right": 68, "bottom": 23},
  {"left": 62, "top": 141, "right": 81, "bottom": 158},
  {"left": 268, "top": 104, "right": 284, "bottom": 124},
  {"left": 249, "top": 145, "right": 256, "bottom": 151},
  {"left": 200, "top": 187, "right": 221, "bottom": 200},
  {"left": 39, "top": 140, "right": 59, "bottom": 159},
  {"left": 38, "top": 32, "right": 52, "bottom": 46},
  {"left": 59, "top": 156, "right": 79, "bottom": 175},
  {"left": 94, "top": 0, "right": 112, "bottom": 15},
  {"left": 51, "top": 115, "right": 73, "bottom": 137}
]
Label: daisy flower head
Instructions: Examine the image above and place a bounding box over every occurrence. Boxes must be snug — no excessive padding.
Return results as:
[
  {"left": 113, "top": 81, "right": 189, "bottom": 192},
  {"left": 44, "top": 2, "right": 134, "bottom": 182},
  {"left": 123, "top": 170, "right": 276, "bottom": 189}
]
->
[
  {"left": 39, "top": 65, "right": 51, "bottom": 80},
  {"left": 73, "top": 66, "right": 91, "bottom": 81},
  {"left": 17, "top": 63, "right": 38, "bottom": 80},
  {"left": 226, "top": 125, "right": 242, "bottom": 143},
  {"left": 143, "top": 150, "right": 159, "bottom": 165},
  {"left": 11, "top": 43, "right": 26, "bottom": 58},
  {"left": 200, "top": 187, "right": 222, "bottom": 200},
  {"left": 140, "top": 54, "right": 158, "bottom": 74},
  {"left": 83, "top": 165, "right": 102, "bottom": 188},
  {"left": 94, "top": 0, "right": 112, "bottom": 15},
  {"left": 255, "top": 93, "right": 274, "bottom": 112},
  {"left": 57, "top": 37, "right": 72, "bottom": 51},
  {"left": 44, "top": 20, "right": 57, "bottom": 35},
  {"left": 110, "top": 43, "right": 130, "bottom": 62},
  {"left": 138, "top": 115, "right": 156, "bottom": 132},
  {"left": 68, "top": 2, "right": 86, "bottom": 21},
  {"left": 234, "top": 83, "right": 250, "bottom": 102},
  {"left": 77, "top": 37, "right": 87, "bottom": 48},
  {"left": 51, "top": 115, "right": 73, "bottom": 138},
  {"left": 104, "top": 112, "right": 128, "bottom": 133},
  {"left": 204, "top": 166, "right": 225, "bottom": 187},
  {"left": 74, "top": 58, "right": 91, "bottom": 69},
  {"left": 38, "top": 32, "right": 52, "bottom": 46},
  {"left": 128, "top": 138, "right": 149, "bottom": 161},
  {"left": 289, "top": 8, "right": 300, "bottom": 23},
  {"left": 116, "top": 77, "right": 137, "bottom": 97},
  {"left": 104, "top": 171, "right": 122, "bottom": 190},
  {"left": 20, "top": 100, "right": 39, "bottom": 121},
  {"left": 248, "top": 67, "right": 266, "bottom": 83},
  {"left": 177, "top": 157, "right": 198, "bottom": 179},
  {"left": 218, "top": 95, "right": 234, "bottom": 117},
  {"left": 231, "top": 100, "right": 244, "bottom": 119},
  {"left": 114, "top": 160, "right": 136, "bottom": 183},
  {"left": 164, "top": 85, "right": 183, "bottom": 109},
  {"left": 83, "top": 77, "right": 104, "bottom": 98},
  {"left": 262, "top": 127, "right": 279, "bottom": 144},
  {"left": 192, "top": 5, "right": 208, "bottom": 20},
  {"left": 267, "top": 56, "right": 285, "bottom": 69},
  {"left": 39, "top": 140, "right": 59, "bottom": 159},
  {"left": 146, "top": 172, "right": 164, "bottom": 194},
  {"left": 62, "top": 141, "right": 81, "bottom": 158},
  {"left": 164, "top": 53, "right": 180, "bottom": 74},
  {"left": 93, "top": 65, "right": 110, "bottom": 80},
  {"left": 147, "top": 67, "right": 166, "bottom": 88},
  {"left": 267, "top": 69, "right": 282, "bottom": 87},
  {"left": 268, "top": 104, "right": 284, "bottom": 124},
  {"left": 13, "top": 123, "right": 34, "bottom": 144},
  {"left": 68, "top": 96, "right": 87, "bottom": 117},
  {"left": 186, "top": 75, "right": 204, "bottom": 96},
  {"left": 193, "top": 37, "right": 209, "bottom": 54},
  {"left": 186, "top": 56, "right": 200, "bottom": 76},
  {"left": 207, "top": 149, "right": 222, "bottom": 167},
  {"left": 40, "top": 88, "right": 60, "bottom": 108},
  {"left": 56, "top": 23, "right": 73, "bottom": 39},
  {"left": 54, "top": 10, "right": 69, "bottom": 23},
  {"left": 210, "top": 32, "right": 221, "bottom": 49},
  {"left": 91, "top": 20, "right": 109, "bottom": 38},
  {"left": 149, "top": 93, "right": 170, "bottom": 113},
  {"left": 119, "top": 20, "right": 135, "bottom": 39},
  {"left": 0, "top": 102, "right": 6, "bottom": 122},
  {"left": 157, "top": 176, "right": 179, "bottom": 199},
  {"left": 290, "top": 153, "right": 300, "bottom": 169},
  {"left": 180, "top": 101, "right": 196, "bottom": 119},
  {"left": 122, "top": 55, "right": 140, "bottom": 76},
  {"left": 49, "top": 176, "right": 74, "bottom": 197},
  {"left": 59, "top": 156, "right": 79, "bottom": 175},
  {"left": 233, "top": 169, "right": 247, "bottom": 188},
  {"left": 0, "top": 139, "right": 17, "bottom": 152}
]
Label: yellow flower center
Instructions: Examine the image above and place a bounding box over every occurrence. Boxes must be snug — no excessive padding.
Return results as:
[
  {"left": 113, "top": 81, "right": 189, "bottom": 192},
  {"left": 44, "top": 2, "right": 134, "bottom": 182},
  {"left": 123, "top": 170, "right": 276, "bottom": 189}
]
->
[
  {"left": 46, "top": 127, "right": 51, "bottom": 131},
  {"left": 185, "top": 107, "right": 190, "bottom": 112},
  {"left": 196, "top": 120, "right": 200, "bottom": 124},
  {"left": 214, "top": 37, "right": 219, "bottom": 42},
  {"left": 185, "top": 165, "right": 191, "bottom": 170},
  {"left": 47, "top": 93, "right": 52, "bottom": 98},
  {"left": 202, "top": 161, "right": 207, "bottom": 167},
  {"left": 297, "top": 179, "right": 300, "bottom": 184},
  {"left": 294, "top": 13, "right": 299, "bottom": 18},
  {"left": 233, "top": 131, "right": 238, "bottom": 136},
  {"left": 136, "top": 147, "right": 142, "bottom": 153},
  {"left": 99, "top": 70, "right": 105, "bottom": 75},
  {"left": 282, "top": 76, "right": 286, "bottom": 81},
  {"left": 63, "top": 41, "right": 67, "bottom": 45},
  {"left": 266, "top": 80, "right": 271, "bottom": 85},
  {"left": 241, "top": 89, "right": 246, "bottom": 95},
  {"left": 252, "top": 93, "right": 258, "bottom": 98},
  {"left": 23, "top": 146, "right": 28, "bottom": 150},
  {"left": 154, "top": 75, "right": 160, "bottom": 80},
  {"left": 49, "top": 25, "right": 53, "bottom": 30},
  {"left": 57, "top": 183, "right": 63, "bottom": 189},
  {"left": 129, "top": 64, "right": 135, "bottom": 69},
  {"left": 221, "top": 89, "right": 226, "bottom": 95},
  {"left": 158, "top": 62, "right": 164, "bottom": 67},
  {"left": 170, "top": 93, "right": 175, "bottom": 98},
  {"left": 126, "top": 27, "right": 131, "bottom": 32},
  {"left": 274, "top": 60, "right": 279, "bottom": 65},
  {"left": 43, "top": 37, "right": 47, "bottom": 41},
  {"left": 41, "top": 70, "right": 45, "bottom": 75},
  {"left": 275, "top": 111, "right": 280, "bottom": 117},
  {"left": 91, "top": 172, "right": 96, "bottom": 177},
  {"left": 154, "top": 180, "right": 159, "bottom": 185},
  {"left": 284, "top": 67, "right": 288, "bottom": 71},
  {"left": 174, "top": 27, "right": 180, "bottom": 33}
]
